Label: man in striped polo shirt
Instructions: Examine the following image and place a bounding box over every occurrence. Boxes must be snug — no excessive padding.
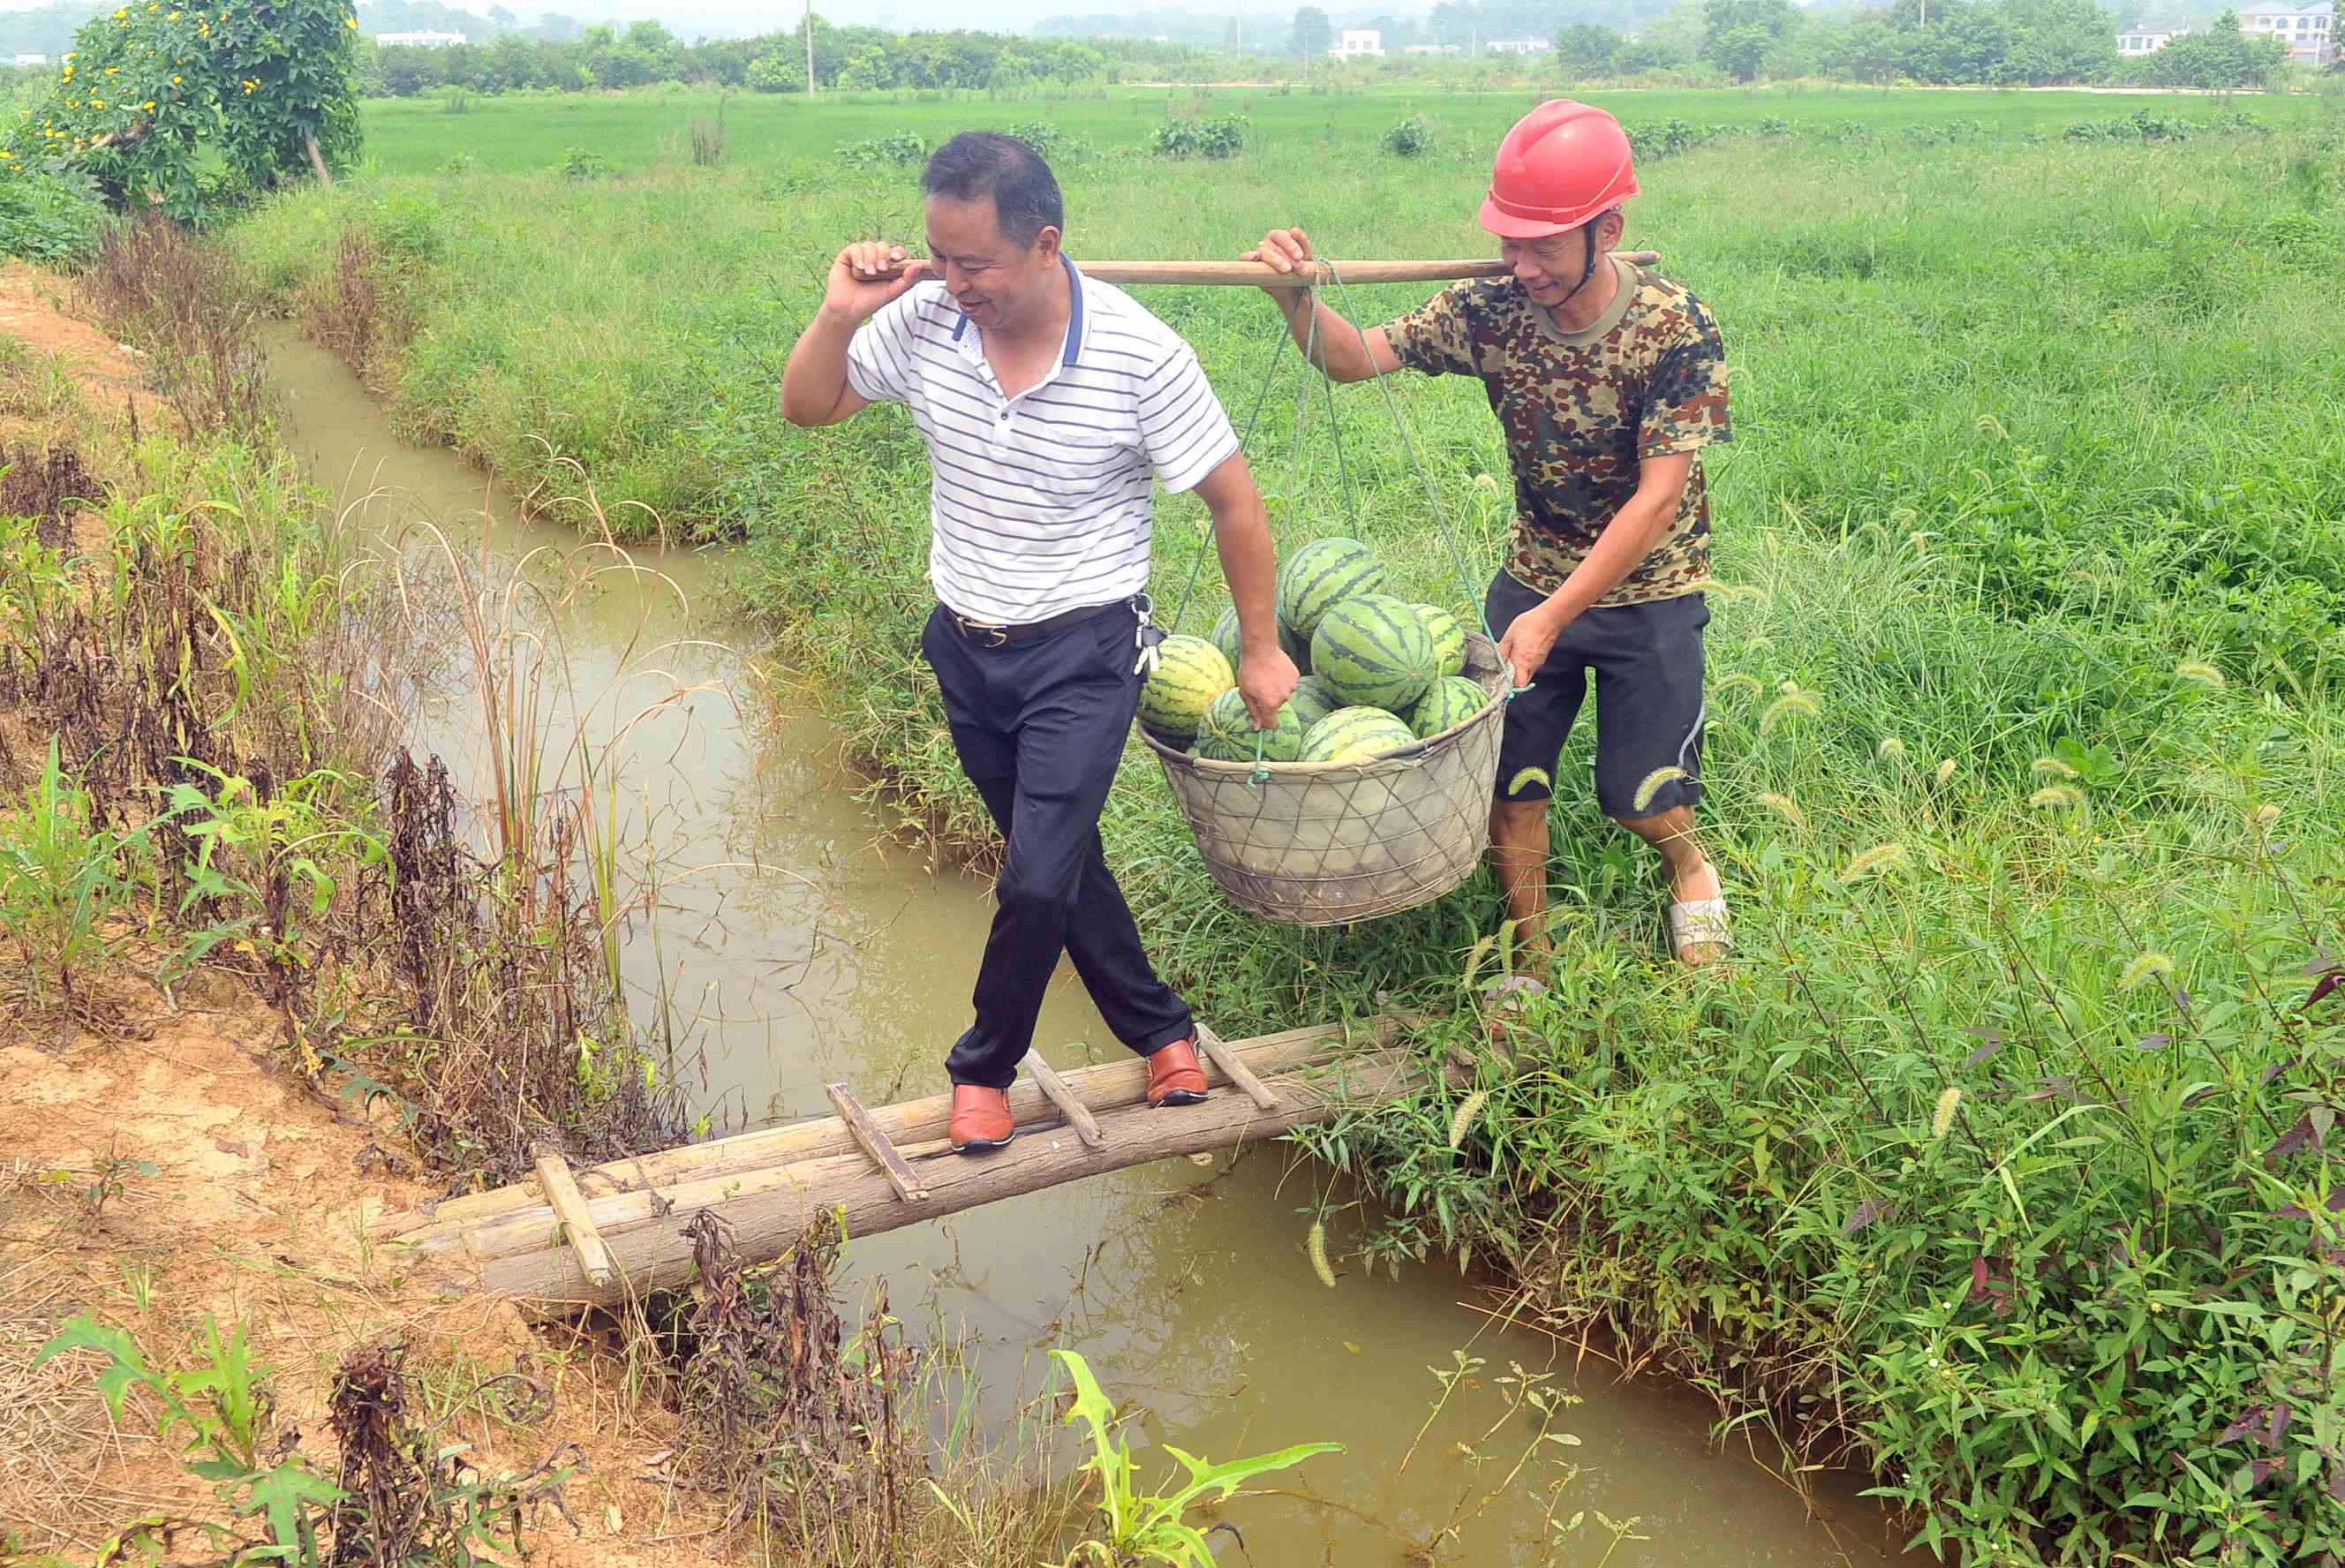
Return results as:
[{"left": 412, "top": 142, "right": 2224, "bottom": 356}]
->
[{"left": 782, "top": 132, "right": 1296, "bottom": 1154}]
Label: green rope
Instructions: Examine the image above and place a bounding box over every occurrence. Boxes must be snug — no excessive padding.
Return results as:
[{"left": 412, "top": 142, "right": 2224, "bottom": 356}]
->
[
  {"left": 1316, "top": 261, "right": 1526, "bottom": 693},
  {"left": 1169, "top": 317, "right": 1295, "bottom": 633}
]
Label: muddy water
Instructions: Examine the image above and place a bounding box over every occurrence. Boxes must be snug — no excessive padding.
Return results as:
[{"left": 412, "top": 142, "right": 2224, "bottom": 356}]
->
[{"left": 268, "top": 325, "right": 1917, "bottom": 1567}]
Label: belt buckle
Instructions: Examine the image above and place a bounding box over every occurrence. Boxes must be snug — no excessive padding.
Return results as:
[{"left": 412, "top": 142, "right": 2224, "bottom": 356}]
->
[{"left": 957, "top": 612, "right": 1010, "bottom": 648}]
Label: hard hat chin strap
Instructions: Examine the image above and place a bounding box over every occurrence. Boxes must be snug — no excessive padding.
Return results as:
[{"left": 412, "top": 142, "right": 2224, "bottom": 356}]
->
[{"left": 1548, "top": 222, "right": 1602, "bottom": 313}]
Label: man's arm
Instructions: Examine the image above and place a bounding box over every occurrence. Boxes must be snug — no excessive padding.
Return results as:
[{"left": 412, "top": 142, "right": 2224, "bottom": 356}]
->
[
  {"left": 1491, "top": 453, "right": 1695, "bottom": 688},
  {"left": 780, "top": 240, "right": 929, "bottom": 428},
  {"left": 1242, "top": 227, "right": 1402, "bottom": 385},
  {"left": 1191, "top": 453, "right": 1300, "bottom": 727}
]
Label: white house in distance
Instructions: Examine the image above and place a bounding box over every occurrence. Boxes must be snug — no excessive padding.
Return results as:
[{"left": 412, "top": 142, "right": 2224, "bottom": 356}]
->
[
  {"left": 1400, "top": 42, "right": 1459, "bottom": 54},
  {"left": 2239, "top": 0, "right": 2334, "bottom": 65},
  {"left": 1329, "top": 27, "right": 1384, "bottom": 58},
  {"left": 1485, "top": 37, "right": 1552, "bottom": 53},
  {"left": 12, "top": 52, "right": 47, "bottom": 64},
  {"left": 2116, "top": 25, "right": 2186, "bottom": 53},
  {"left": 375, "top": 29, "right": 468, "bottom": 47}
]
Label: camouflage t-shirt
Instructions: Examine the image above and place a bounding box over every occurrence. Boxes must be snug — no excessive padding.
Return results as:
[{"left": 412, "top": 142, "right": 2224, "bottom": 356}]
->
[{"left": 1383, "top": 261, "right": 1730, "bottom": 606}]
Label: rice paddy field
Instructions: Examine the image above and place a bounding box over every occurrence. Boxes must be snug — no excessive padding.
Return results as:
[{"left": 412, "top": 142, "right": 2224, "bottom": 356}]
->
[{"left": 228, "top": 85, "right": 2345, "bottom": 1565}]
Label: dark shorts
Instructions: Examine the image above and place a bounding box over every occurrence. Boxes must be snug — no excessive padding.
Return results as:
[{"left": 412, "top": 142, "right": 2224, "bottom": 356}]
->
[{"left": 1484, "top": 571, "right": 1708, "bottom": 817}]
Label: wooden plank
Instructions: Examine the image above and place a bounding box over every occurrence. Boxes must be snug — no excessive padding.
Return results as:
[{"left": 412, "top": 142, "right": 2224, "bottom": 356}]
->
[
  {"left": 1022, "top": 1049, "right": 1105, "bottom": 1150},
  {"left": 826, "top": 1083, "right": 927, "bottom": 1202},
  {"left": 485, "top": 1043, "right": 1445, "bottom": 1315},
  {"left": 530, "top": 1146, "right": 616, "bottom": 1291},
  {"left": 1195, "top": 1021, "right": 1278, "bottom": 1111},
  {"left": 382, "top": 1018, "right": 1393, "bottom": 1246}
]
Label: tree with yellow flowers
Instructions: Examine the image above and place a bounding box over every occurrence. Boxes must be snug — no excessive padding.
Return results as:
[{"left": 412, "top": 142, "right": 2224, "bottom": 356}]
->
[{"left": 6, "top": 0, "right": 360, "bottom": 220}]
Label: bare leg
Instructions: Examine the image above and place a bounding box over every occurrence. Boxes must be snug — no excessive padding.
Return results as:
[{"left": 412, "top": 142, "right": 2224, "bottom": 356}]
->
[
  {"left": 1613, "top": 803, "right": 1724, "bottom": 967},
  {"left": 1488, "top": 797, "right": 1553, "bottom": 954}
]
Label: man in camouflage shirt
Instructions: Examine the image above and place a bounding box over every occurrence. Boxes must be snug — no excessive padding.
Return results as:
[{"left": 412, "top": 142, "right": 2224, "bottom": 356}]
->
[{"left": 1247, "top": 100, "right": 1732, "bottom": 965}]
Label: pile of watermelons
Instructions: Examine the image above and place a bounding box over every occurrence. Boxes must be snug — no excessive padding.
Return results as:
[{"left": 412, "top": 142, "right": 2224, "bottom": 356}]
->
[{"left": 1138, "top": 537, "right": 1487, "bottom": 763}]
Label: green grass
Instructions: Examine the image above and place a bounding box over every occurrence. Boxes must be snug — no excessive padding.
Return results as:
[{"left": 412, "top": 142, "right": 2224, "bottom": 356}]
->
[
  {"left": 227, "top": 88, "right": 2345, "bottom": 1565},
  {"left": 346, "top": 80, "right": 2331, "bottom": 175}
]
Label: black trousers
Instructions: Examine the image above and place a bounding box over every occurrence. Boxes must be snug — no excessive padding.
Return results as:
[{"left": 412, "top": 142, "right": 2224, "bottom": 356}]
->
[{"left": 920, "top": 603, "right": 1194, "bottom": 1090}]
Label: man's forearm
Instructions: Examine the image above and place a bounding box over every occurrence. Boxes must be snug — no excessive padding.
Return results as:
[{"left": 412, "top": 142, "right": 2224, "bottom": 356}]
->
[
  {"left": 1210, "top": 492, "right": 1282, "bottom": 652},
  {"left": 780, "top": 309, "right": 859, "bottom": 426},
  {"left": 1538, "top": 495, "right": 1678, "bottom": 626}
]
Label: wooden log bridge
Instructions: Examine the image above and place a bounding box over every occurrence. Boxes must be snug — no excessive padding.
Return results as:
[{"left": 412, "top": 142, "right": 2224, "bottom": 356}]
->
[{"left": 380, "top": 1017, "right": 1418, "bottom": 1319}]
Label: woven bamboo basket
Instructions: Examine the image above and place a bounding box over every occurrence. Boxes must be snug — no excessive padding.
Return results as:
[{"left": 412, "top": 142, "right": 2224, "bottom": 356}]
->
[{"left": 1138, "top": 631, "right": 1509, "bottom": 927}]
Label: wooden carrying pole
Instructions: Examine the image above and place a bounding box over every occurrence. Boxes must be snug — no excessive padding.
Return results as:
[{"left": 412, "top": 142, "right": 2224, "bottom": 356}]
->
[
  {"left": 1074, "top": 252, "right": 1659, "bottom": 290},
  {"left": 835, "top": 253, "right": 1668, "bottom": 294}
]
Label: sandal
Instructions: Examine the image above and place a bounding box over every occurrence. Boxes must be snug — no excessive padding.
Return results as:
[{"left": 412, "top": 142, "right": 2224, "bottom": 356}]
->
[{"left": 1667, "top": 860, "right": 1733, "bottom": 966}]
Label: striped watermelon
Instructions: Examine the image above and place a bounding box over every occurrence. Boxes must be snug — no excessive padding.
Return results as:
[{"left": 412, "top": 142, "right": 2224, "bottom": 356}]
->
[
  {"left": 1300, "top": 705, "right": 1418, "bottom": 765},
  {"left": 1407, "top": 675, "right": 1487, "bottom": 738},
  {"left": 1210, "top": 605, "right": 1310, "bottom": 675},
  {"left": 1194, "top": 687, "right": 1311, "bottom": 763},
  {"left": 1286, "top": 675, "right": 1342, "bottom": 736},
  {"left": 1138, "top": 635, "right": 1233, "bottom": 742},
  {"left": 1413, "top": 604, "right": 1468, "bottom": 678},
  {"left": 1311, "top": 593, "right": 1437, "bottom": 712},
  {"left": 1276, "top": 538, "right": 1386, "bottom": 640}
]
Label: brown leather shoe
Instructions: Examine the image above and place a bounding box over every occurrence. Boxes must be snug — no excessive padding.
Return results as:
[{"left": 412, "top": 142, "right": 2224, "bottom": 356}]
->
[
  {"left": 948, "top": 1085, "right": 1016, "bottom": 1154},
  {"left": 1144, "top": 1037, "right": 1210, "bottom": 1107}
]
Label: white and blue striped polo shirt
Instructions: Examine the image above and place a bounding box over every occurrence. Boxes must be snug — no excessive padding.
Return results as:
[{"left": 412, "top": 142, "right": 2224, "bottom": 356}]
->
[{"left": 843, "top": 254, "right": 1240, "bottom": 625}]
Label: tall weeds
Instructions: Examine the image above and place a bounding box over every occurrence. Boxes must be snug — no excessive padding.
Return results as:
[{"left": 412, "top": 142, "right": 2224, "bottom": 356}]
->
[{"left": 75, "top": 216, "right": 270, "bottom": 441}]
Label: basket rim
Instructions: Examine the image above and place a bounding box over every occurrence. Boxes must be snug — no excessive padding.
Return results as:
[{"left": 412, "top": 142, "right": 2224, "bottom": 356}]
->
[{"left": 1140, "top": 629, "right": 1508, "bottom": 780}]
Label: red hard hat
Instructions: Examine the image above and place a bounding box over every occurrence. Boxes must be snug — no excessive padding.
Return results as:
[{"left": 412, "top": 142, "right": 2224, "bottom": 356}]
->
[{"left": 1479, "top": 100, "right": 1640, "bottom": 239}]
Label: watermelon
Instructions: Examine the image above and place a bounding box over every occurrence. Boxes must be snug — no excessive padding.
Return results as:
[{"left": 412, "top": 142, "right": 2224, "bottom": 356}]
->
[
  {"left": 1311, "top": 593, "right": 1438, "bottom": 712},
  {"left": 1286, "top": 675, "right": 1342, "bottom": 735},
  {"left": 1276, "top": 538, "right": 1386, "bottom": 641},
  {"left": 1138, "top": 635, "right": 1233, "bottom": 742},
  {"left": 1194, "top": 687, "right": 1312, "bottom": 763},
  {"left": 1407, "top": 675, "right": 1488, "bottom": 738},
  {"left": 1210, "top": 605, "right": 1311, "bottom": 675},
  {"left": 1300, "top": 705, "right": 1418, "bottom": 765},
  {"left": 1413, "top": 604, "right": 1468, "bottom": 678}
]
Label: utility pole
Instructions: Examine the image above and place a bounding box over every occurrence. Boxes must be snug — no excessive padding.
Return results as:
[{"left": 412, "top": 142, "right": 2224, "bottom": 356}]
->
[{"left": 805, "top": 0, "right": 816, "bottom": 95}]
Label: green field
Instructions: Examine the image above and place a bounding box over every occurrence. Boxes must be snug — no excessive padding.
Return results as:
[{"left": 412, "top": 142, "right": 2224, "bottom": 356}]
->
[
  {"left": 351, "top": 81, "right": 2330, "bottom": 175},
  {"left": 235, "top": 87, "right": 2345, "bottom": 1566}
]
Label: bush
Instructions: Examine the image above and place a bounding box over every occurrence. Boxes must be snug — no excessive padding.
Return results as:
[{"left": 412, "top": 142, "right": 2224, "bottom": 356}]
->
[
  {"left": 559, "top": 147, "right": 613, "bottom": 181},
  {"left": 0, "top": 164, "right": 108, "bottom": 264},
  {"left": 1150, "top": 115, "right": 1247, "bottom": 159},
  {"left": 747, "top": 51, "right": 806, "bottom": 93},
  {"left": 835, "top": 133, "right": 928, "bottom": 170},
  {"left": 1383, "top": 115, "right": 1434, "bottom": 157}
]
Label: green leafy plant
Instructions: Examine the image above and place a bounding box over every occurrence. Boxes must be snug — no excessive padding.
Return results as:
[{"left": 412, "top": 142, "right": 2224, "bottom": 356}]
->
[
  {"left": 1048, "top": 1348, "right": 1337, "bottom": 1568},
  {"left": 0, "top": 739, "right": 148, "bottom": 1008},
  {"left": 160, "top": 758, "right": 385, "bottom": 1033},
  {"left": 34, "top": 1314, "right": 344, "bottom": 1558},
  {"left": 835, "top": 132, "right": 927, "bottom": 169},
  {"left": 558, "top": 145, "right": 612, "bottom": 181},
  {"left": 1382, "top": 115, "right": 1433, "bottom": 156},
  {"left": 1149, "top": 116, "right": 1247, "bottom": 160}
]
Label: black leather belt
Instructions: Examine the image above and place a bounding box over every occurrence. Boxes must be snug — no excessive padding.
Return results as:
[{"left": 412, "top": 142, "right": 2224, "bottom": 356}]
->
[{"left": 944, "top": 599, "right": 1127, "bottom": 649}]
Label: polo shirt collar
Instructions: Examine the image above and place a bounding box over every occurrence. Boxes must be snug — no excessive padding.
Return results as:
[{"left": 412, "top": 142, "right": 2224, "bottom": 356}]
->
[{"left": 948, "top": 252, "right": 1084, "bottom": 368}]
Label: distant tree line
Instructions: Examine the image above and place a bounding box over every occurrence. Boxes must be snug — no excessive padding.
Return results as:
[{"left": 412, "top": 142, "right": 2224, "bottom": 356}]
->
[
  {"left": 357, "top": 15, "right": 1195, "bottom": 97},
  {"left": 1544, "top": 0, "right": 2295, "bottom": 87}
]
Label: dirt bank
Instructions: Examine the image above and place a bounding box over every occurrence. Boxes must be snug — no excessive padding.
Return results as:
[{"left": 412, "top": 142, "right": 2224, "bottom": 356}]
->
[{"left": 0, "top": 269, "right": 693, "bottom": 1564}]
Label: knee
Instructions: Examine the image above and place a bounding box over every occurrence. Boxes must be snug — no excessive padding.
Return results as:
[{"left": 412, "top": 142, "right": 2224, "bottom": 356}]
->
[
  {"left": 1491, "top": 797, "right": 1549, "bottom": 836},
  {"left": 995, "top": 865, "right": 1079, "bottom": 926}
]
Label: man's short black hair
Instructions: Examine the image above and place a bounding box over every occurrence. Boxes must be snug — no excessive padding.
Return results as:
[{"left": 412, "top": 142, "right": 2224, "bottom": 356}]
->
[{"left": 922, "top": 132, "right": 1065, "bottom": 248}]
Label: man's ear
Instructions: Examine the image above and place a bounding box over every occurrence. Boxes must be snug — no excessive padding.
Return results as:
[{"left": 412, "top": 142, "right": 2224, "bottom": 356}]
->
[
  {"left": 1035, "top": 224, "right": 1063, "bottom": 265},
  {"left": 1596, "top": 208, "right": 1626, "bottom": 253}
]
